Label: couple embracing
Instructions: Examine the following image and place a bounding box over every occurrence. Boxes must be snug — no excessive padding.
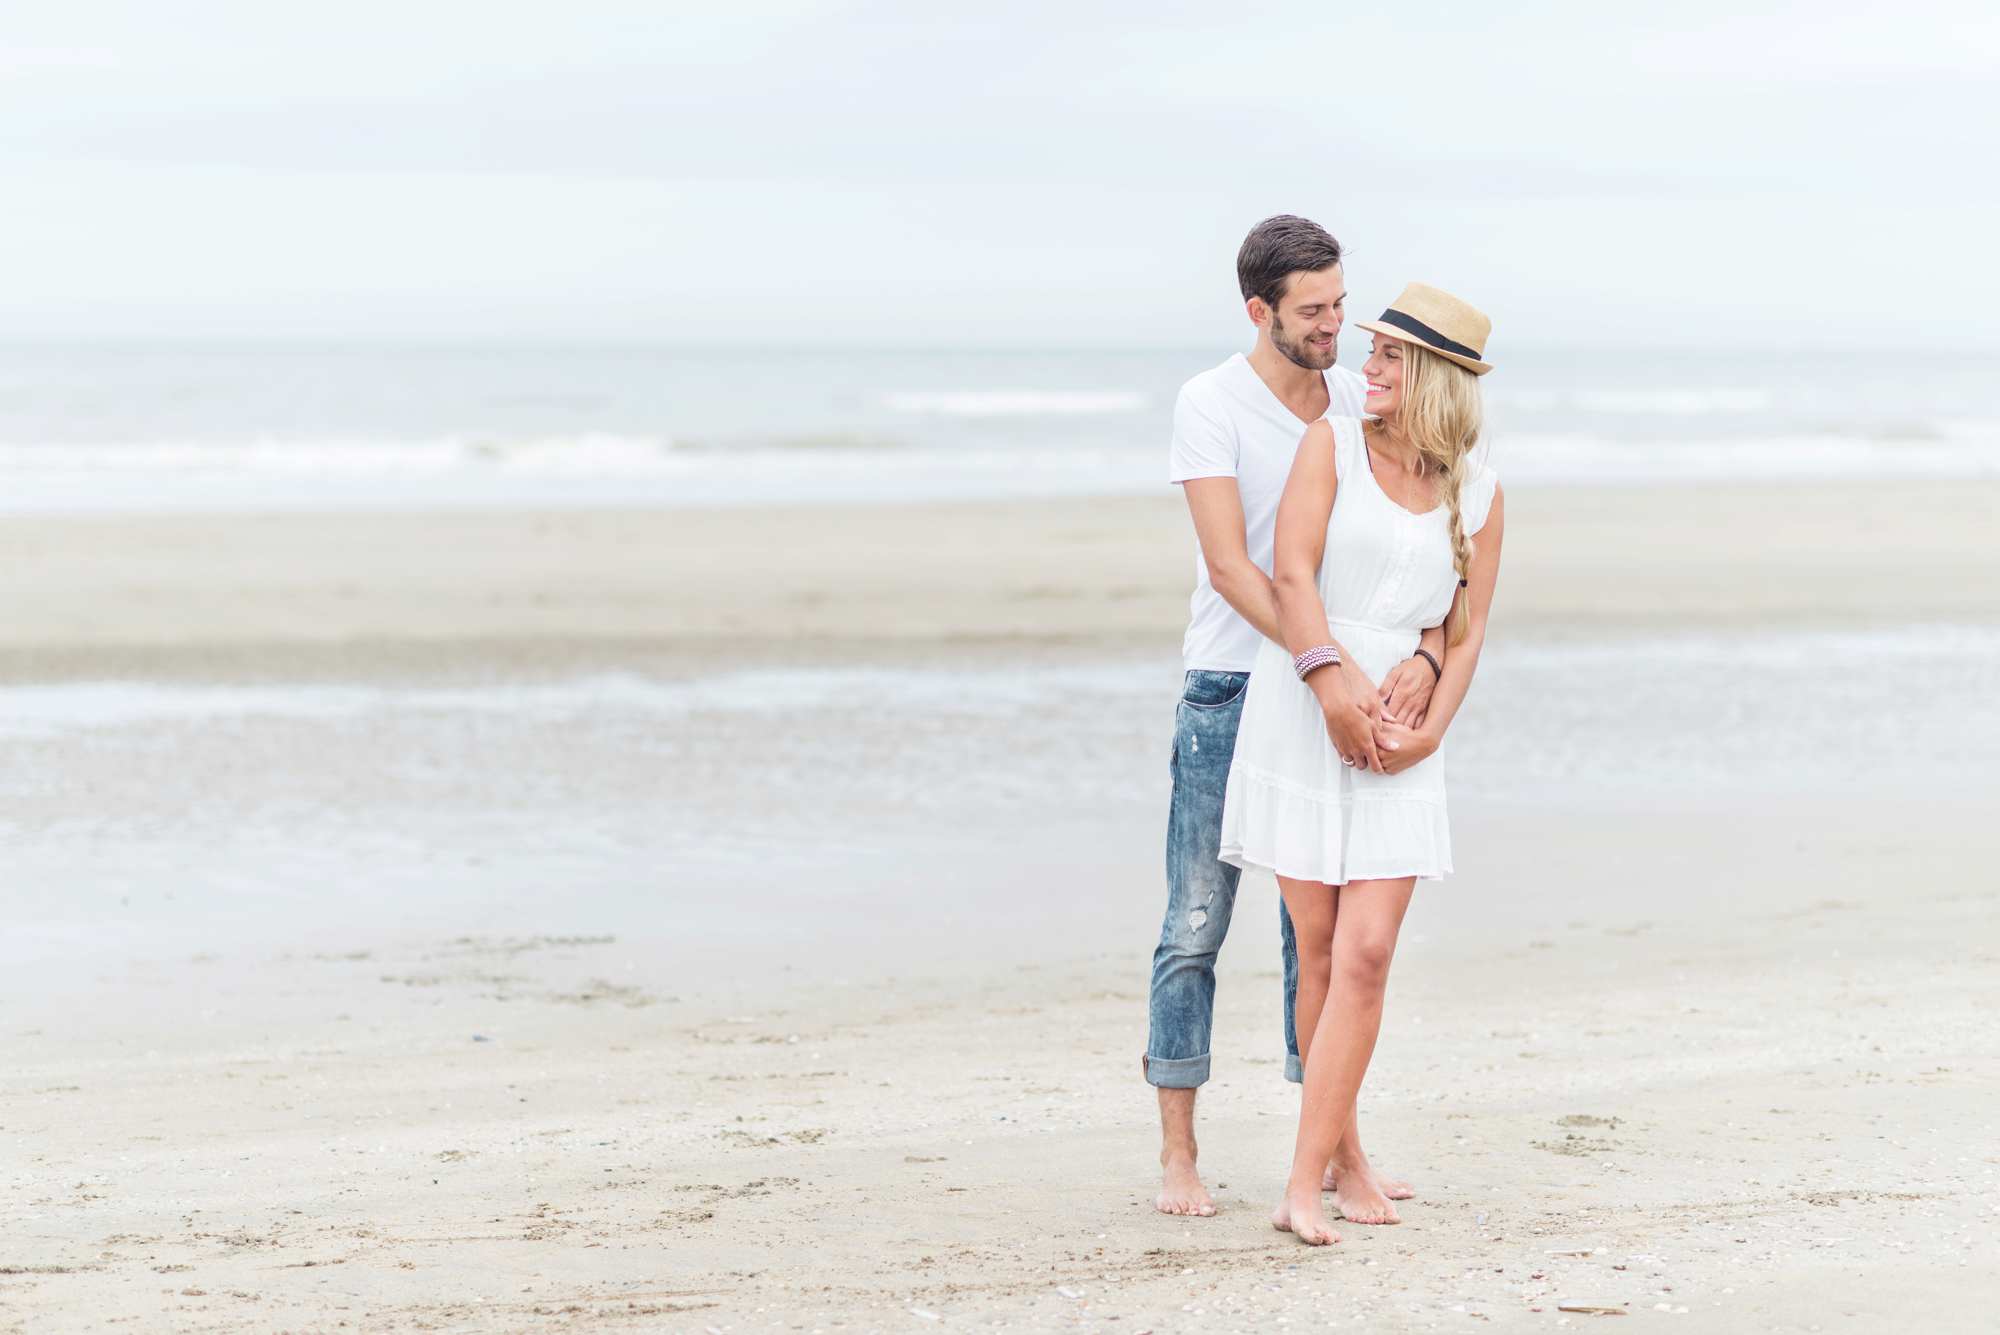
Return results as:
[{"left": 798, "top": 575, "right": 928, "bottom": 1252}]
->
[{"left": 1144, "top": 215, "right": 1505, "bottom": 1246}]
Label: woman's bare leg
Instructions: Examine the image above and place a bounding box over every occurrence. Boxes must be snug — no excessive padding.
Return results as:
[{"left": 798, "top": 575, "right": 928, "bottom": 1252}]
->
[
  {"left": 1270, "top": 874, "right": 1339, "bottom": 1242},
  {"left": 1279, "top": 880, "right": 1412, "bottom": 1214},
  {"left": 1281, "top": 879, "right": 1415, "bottom": 1214},
  {"left": 1322, "top": 1105, "right": 1414, "bottom": 1212},
  {"left": 1280, "top": 874, "right": 1336, "bottom": 1066},
  {"left": 1277, "top": 876, "right": 1417, "bottom": 1244}
]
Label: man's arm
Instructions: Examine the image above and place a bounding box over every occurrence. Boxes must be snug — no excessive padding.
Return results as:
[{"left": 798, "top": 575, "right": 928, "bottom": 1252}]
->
[{"left": 1180, "top": 476, "right": 1283, "bottom": 645}]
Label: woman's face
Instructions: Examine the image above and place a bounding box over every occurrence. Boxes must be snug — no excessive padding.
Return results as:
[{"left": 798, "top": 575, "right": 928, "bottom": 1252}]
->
[{"left": 1361, "top": 335, "right": 1405, "bottom": 419}]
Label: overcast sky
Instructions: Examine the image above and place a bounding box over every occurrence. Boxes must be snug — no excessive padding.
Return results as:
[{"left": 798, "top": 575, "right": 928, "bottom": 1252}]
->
[{"left": 2, "top": 1, "right": 1994, "bottom": 347}]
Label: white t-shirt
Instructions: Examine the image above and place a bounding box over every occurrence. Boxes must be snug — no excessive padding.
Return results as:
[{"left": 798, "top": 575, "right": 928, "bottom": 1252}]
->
[{"left": 1169, "top": 354, "right": 1369, "bottom": 671}]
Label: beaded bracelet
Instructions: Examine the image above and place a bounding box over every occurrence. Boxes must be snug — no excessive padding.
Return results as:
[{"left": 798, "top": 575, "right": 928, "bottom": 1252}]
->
[{"left": 1292, "top": 644, "right": 1342, "bottom": 681}]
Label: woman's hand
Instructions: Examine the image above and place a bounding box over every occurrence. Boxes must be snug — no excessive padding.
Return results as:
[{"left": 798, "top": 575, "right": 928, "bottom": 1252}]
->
[
  {"left": 1340, "top": 661, "right": 1382, "bottom": 721},
  {"left": 1371, "top": 720, "right": 1439, "bottom": 775},
  {"left": 1322, "top": 696, "right": 1385, "bottom": 772},
  {"left": 1310, "top": 660, "right": 1383, "bottom": 771},
  {"left": 1378, "top": 656, "right": 1434, "bottom": 727}
]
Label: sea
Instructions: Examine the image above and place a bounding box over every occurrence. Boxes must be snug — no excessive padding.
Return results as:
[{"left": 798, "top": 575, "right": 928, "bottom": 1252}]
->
[{"left": 0, "top": 340, "right": 1995, "bottom": 511}]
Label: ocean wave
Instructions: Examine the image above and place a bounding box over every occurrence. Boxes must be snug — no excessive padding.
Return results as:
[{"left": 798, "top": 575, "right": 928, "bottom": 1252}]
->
[
  {"left": 880, "top": 390, "right": 1149, "bottom": 417},
  {"left": 0, "top": 434, "right": 679, "bottom": 478},
  {"left": 462, "top": 433, "right": 676, "bottom": 476},
  {"left": 1494, "top": 388, "right": 1775, "bottom": 415},
  {"left": 1485, "top": 429, "right": 2000, "bottom": 482},
  {"left": 0, "top": 426, "right": 1992, "bottom": 513},
  {"left": 1936, "top": 417, "right": 2000, "bottom": 441},
  {"left": 664, "top": 433, "right": 909, "bottom": 453}
]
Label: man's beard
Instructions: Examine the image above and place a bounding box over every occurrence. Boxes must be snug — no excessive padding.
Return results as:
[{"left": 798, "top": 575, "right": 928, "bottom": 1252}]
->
[{"left": 1270, "top": 312, "right": 1336, "bottom": 371}]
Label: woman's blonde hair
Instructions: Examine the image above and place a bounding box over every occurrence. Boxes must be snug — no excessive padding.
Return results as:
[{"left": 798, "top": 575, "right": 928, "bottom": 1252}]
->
[{"left": 1367, "top": 340, "right": 1485, "bottom": 646}]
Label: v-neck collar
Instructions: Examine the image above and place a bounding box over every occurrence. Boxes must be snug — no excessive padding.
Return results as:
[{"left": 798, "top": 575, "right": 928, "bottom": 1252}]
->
[
  {"left": 1233, "top": 353, "right": 1330, "bottom": 428},
  {"left": 1361, "top": 429, "right": 1443, "bottom": 518}
]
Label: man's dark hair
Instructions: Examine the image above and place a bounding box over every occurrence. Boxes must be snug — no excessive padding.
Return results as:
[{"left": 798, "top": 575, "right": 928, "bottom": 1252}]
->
[{"left": 1236, "top": 215, "right": 1343, "bottom": 307}]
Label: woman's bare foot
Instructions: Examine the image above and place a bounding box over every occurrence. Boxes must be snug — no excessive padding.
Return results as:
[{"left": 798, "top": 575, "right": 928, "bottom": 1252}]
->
[
  {"left": 1322, "top": 1157, "right": 1415, "bottom": 1201},
  {"left": 1271, "top": 1186, "right": 1340, "bottom": 1245},
  {"left": 1328, "top": 1163, "right": 1401, "bottom": 1225},
  {"left": 1156, "top": 1152, "right": 1216, "bottom": 1217}
]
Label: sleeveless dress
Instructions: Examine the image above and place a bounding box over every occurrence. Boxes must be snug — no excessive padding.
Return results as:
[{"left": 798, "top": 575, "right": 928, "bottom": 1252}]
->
[{"left": 1218, "top": 416, "right": 1499, "bottom": 884}]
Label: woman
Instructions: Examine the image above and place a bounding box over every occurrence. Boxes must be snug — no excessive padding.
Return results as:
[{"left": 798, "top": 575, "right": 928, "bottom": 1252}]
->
[{"left": 1217, "top": 282, "right": 1504, "bottom": 1246}]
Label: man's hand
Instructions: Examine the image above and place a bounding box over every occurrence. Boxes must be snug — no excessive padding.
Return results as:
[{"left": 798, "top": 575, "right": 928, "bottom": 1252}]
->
[
  {"left": 1371, "top": 720, "right": 1439, "bottom": 776},
  {"left": 1379, "top": 657, "right": 1436, "bottom": 728}
]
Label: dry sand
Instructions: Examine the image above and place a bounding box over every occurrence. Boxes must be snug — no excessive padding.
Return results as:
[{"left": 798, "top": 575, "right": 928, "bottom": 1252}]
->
[
  {"left": 10, "top": 799, "right": 1997, "bottom": 1333},
  {"left": 4, "top": 481, "right": 1998, "bottom": 1332},
  {"left": 2, "top": 481, "right": 1995, "bottom": 678}
]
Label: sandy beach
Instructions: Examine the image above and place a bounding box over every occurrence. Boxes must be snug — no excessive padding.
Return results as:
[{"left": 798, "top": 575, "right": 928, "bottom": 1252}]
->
[
  {"left": 3, "top": 480, "right": 1996, "bottom": 676},
  {"left": 5, "top": 480, "right": 1998, "bottom": 1332},
  {"left": 10, "top": 3, "right": 1998, "bottom": 1326}
]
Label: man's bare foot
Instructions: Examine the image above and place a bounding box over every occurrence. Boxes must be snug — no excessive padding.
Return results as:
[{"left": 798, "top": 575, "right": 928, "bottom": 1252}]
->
[
  {"left": 1328, "top": 1162, "right": 1401, "bottom": 1225},
  {"left": 1271, "top": 1186, "right": 1339, "bottom": 1245},
  {"left": 1322, "top": 1158, "right": 1415, "bottom": 1201},
  {"left": 1156, "top": 1153, "right": 1216, "bottom": 1217}
]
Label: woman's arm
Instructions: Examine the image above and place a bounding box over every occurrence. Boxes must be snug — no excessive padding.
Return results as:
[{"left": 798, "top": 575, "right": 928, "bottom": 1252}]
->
[
  {"left": 1375, "top": 484, "right": 1505, "bottom": 773},
  {"left": 1379, "top": 622, "right": 1446, "bottom": 726},
  {"left": 1274, "top": 420, "right": 1386, "bottom": 772}
]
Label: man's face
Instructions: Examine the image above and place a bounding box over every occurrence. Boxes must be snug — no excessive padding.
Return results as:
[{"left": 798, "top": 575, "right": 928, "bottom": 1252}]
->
[{"left": 1261, "top": 265, "right": 1346, "bottom": 371}]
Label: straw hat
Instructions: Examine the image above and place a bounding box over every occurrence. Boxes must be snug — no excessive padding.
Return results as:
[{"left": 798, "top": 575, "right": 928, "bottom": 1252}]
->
[{"left": 1353, "top": 283, "right": 1493, "bottom": 375}]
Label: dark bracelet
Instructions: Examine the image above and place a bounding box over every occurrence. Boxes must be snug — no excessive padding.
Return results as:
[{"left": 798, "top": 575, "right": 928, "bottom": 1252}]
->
[{"left": 1414, "top": 648, "right": 1441, "bottom": 682}]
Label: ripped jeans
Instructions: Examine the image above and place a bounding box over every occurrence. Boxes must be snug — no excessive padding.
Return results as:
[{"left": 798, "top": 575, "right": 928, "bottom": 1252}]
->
[{"left": 1144, "top": 669, "right": 1303, "bottom": 1089}]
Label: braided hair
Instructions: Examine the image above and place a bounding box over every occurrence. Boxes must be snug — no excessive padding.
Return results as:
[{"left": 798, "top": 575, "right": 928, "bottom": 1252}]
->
[{"left": 1367, "top": 341, "right": 1484, "bottom": 645}]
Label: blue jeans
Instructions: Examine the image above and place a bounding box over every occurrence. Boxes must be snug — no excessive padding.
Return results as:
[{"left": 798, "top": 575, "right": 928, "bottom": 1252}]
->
[{"left": 1145, "top": 670, "right": 1304, "bottom": 1088}]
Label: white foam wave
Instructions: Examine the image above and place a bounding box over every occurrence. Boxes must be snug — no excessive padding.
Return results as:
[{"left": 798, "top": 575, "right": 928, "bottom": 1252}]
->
[
  {"left": 0, "top": 422, "right": 1992, "bottom": 513},
  {"left": 0, "top": 434, "right": 677, "bottom": 479},
  {"left": 881, "top": 390, "right": 1148, "bottom": 417},
  {"left": 466, "top": 433, "right": 676, "bottom": 477}
]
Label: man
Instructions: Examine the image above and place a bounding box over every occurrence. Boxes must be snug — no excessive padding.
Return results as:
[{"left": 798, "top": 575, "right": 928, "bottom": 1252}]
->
[{"left": 1146, "top": 215, "right": 1442, "bottom": 1218}]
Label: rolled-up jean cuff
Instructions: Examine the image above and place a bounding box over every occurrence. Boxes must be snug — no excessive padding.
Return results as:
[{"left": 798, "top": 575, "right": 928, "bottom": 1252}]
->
[
  {"left": 1143, "top": 1052, "right": 1211, "bottom": 1089},
  {"left": 1284, "top": 1054, "right": 1303, "bottom": 1083}
]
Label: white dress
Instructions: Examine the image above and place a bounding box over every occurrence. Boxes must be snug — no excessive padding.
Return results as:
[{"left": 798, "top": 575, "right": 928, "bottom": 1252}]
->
[{"left": 1219, "top": 417, "right": 1498, "bottom": 884}]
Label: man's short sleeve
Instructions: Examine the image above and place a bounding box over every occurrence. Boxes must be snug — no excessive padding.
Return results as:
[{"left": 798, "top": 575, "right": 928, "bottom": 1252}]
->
[{"left": 1168, "top": 383, "right": 1236, "bottom": 484}]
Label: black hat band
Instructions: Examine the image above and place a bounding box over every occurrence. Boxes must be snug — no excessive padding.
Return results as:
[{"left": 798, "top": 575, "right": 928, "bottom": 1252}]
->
[{"left": 1376, "top": 308, "right": 1483, "bottom": 363}]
